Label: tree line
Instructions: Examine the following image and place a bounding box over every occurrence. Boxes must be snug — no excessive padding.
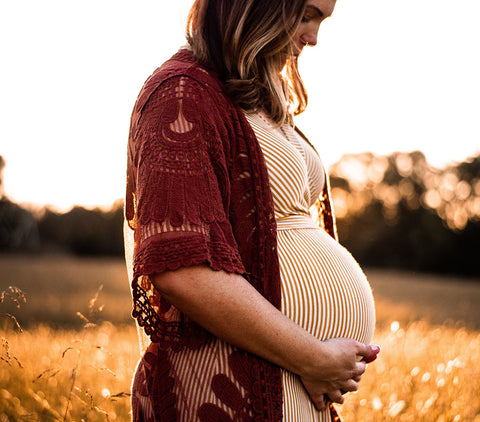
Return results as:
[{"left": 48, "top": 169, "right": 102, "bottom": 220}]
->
[
  {"left": 0, "top": 152, "right": 479, "bottom": 277},
  {"left": 331, "top": 151, "right": 480, "bottom": 277}
]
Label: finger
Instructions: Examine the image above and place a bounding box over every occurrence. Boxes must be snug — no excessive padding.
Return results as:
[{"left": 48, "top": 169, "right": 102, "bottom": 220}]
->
[
  {"left": 326, "top": 390, "right": 345, "bottom": 405},
  {"left": 361, "top": 344, "right": 381, "bottom": 363},
  {"left": 353, "top": 374, "right": 362, "bottom": 383},
  {"left": 363, "top": 351, "right": 379, "bottom": 363},
  {"left": 339, "top": 379, "right": 359, "bottom": 393},
  {"left": 313, "top": 394, "right": 327, "bottom": 411},
  {"left": 354, "top": 360, "right": 367, "bottom": 378}
]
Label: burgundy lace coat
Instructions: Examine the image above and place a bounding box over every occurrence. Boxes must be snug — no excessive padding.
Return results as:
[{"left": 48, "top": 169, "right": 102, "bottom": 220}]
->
[{"left": 125, "top": 49, "right": 339, "bottom": 421}]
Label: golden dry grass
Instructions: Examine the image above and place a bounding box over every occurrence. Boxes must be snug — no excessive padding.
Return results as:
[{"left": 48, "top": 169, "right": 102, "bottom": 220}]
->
[
  {"left": 340, "top": 322, "right": 480, "bottom": 421},
  {"left": 1, "top": 324, "right": 138, "bottom": 421},
  {"left": 1, "top": 255, "right": 480, "bottom": 421}
]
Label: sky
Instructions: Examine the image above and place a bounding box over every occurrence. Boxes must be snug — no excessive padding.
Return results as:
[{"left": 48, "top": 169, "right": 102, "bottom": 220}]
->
[{"left": 1, "top": 0, "right": 479, "bottom": 211}]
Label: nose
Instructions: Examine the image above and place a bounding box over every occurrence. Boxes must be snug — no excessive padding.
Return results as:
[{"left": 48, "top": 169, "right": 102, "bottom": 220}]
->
[
  {"left": 302, "top": 34, "right": 317, "bottom": 47},
  {"left": 300, "top": 26, "right": 319, "bottom": 47}
]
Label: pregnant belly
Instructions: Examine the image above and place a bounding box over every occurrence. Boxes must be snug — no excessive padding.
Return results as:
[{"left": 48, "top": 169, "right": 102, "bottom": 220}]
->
[{"left": 277, "top": 226, "right": 375, "bottom": 344}]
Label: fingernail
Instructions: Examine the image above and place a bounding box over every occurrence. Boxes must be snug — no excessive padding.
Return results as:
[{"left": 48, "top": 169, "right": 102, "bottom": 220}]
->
[{"left": 363, "top": 345, "right": 380, "bottom": 363}]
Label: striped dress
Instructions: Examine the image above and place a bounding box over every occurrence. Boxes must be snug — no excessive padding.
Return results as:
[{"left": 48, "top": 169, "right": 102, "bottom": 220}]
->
[
  {"left": 244, "top": 111, "right": 376, "bottom": 422},
  {"left": 129, "top": 100, "right": 375, "bottom": 421}
]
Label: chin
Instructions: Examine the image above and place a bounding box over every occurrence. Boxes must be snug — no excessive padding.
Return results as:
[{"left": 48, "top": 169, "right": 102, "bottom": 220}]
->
[{"left": 294, "top": 45, "right": 304, "bottom": 56}]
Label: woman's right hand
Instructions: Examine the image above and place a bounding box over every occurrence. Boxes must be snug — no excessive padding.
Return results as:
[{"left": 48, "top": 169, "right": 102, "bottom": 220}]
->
[
  {"left": 152, "top": 266, "right": 380, "bottom": 411},
  {"left": 299, "top": 338, "right": 380, "bottom": 410}
]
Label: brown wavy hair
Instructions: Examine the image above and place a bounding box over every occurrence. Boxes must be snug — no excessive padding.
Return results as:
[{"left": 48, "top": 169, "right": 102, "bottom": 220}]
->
[{"left": 187, "top": 0, "right": 308, "bottom": 125}]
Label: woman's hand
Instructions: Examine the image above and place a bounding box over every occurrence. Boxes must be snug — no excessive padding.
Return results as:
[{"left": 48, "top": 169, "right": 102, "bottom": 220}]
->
[
  {"left": 152, "top": 265, "right": 379, "bottom": 411},
  {"left": 299, "top": 338, "right": 380, "bottom": 410}
]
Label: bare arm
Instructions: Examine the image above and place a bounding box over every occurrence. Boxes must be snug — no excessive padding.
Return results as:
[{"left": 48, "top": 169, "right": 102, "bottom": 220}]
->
[{"left": 151, "top": 265, "right": 378, "bottom": 409}]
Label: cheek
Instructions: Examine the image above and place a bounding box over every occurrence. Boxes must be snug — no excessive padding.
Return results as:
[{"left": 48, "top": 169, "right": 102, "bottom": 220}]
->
[{"left": 292, "top": 23, "right": 307, "bottom": 41}]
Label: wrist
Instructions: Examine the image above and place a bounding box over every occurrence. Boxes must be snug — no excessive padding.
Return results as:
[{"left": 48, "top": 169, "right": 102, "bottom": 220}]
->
[{"left": 293, "top": 338, "right": 331, "bottom": 379}]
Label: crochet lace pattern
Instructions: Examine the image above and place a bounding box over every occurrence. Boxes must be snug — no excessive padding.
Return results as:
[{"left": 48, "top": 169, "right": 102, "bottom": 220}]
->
[{"left": 126, "top": 49, "right": 339, "bottom": 421}]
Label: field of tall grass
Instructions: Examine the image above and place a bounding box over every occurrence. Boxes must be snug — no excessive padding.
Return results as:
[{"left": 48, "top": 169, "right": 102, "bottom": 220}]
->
[{"left": 1, "top": 255, "right": 480, "bottom": 421}]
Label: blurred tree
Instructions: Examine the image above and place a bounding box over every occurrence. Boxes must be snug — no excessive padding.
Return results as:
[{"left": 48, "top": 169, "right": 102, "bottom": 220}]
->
[
  {"left": 0, "top": 156, "right": 39, "bottom": 252},
  {"left": 0, "top": 155, "right": 5, "bottom": 198},
  {"left": 0, "top": 198, "right": 40, "bottom": 252},
  {"left": 331, "top": 151, "right": 480, "bottom": 276},
  {"left": 37, "top": 201, "right": 124, "bottom": 256}
]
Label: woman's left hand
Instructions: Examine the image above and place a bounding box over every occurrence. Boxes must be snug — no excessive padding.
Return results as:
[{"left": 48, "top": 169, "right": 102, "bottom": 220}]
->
[
  {"left": 300, "top": 341, "right": 380, "bottom": 410},
  {"left": 301, "top": 375, "right": 361, "bottom": 410}
]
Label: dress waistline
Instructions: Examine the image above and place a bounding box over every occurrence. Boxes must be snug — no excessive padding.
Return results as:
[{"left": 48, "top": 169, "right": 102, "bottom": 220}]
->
[{"left": 275, "top": 214, "right": 320, "bottom": 231}]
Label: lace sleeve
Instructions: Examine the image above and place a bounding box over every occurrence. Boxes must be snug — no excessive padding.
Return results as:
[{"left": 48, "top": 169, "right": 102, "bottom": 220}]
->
[{"left": 126, "top": 75, "right": 245, "bottom": 348}]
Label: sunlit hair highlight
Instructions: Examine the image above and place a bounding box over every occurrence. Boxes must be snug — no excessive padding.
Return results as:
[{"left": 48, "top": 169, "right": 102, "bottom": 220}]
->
[{"left": 187, "top": 0, "right": 308, "bottom": 125}]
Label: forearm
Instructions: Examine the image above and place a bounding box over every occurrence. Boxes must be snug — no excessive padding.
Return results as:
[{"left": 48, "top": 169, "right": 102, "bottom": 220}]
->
[
  {"left": 151, "top": 265, "right": 326, "bottom": 377},
  {"left": 151, "top": 264, "right": 380, "bottom": 409}
]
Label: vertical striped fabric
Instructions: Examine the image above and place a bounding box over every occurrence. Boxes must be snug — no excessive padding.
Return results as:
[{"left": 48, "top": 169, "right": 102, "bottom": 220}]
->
[
  {"left": 245, "top": 112, "right": 376, "bottom": 422},
  {"left": 131, "top": 106, "right": 375, "bottom": 422}
]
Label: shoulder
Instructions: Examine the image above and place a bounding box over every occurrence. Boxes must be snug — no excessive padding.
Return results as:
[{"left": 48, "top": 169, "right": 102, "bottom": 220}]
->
[
  {"left": 129, "top": 49, "right": 249, "bottom": 159},
  {"left": 135, "top": 49, "right": 225, "bottom": 112},
  {"left": 161, "top": 49, "right": 223, "bottom": 90}
]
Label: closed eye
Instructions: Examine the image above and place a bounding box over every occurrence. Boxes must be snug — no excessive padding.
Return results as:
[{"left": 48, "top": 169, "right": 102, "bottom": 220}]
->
[{"left": 303, "top": 5, "right": 324, "bottom": 22}]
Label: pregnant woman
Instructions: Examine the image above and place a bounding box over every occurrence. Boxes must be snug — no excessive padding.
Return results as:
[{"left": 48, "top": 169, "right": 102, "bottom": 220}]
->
[{"left": 124, "top": 0, "right": 378, "bottom": 421}]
